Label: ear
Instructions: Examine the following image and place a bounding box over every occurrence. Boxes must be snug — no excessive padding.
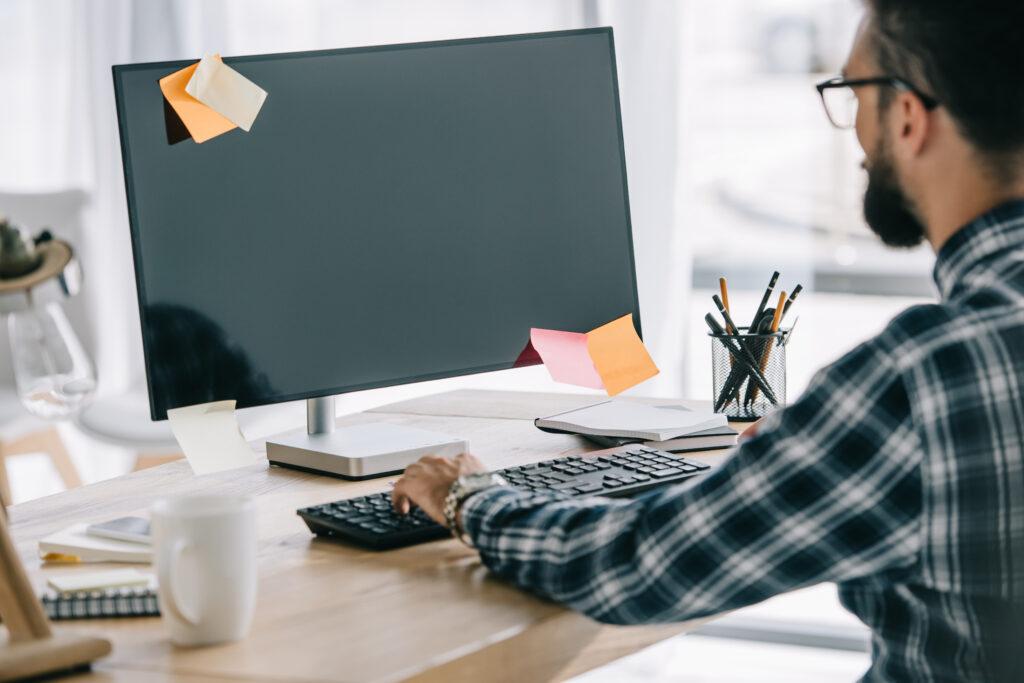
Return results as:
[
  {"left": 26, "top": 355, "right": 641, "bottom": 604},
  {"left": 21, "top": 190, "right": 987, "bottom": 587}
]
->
[{"left": 890, "top": 91, "right": 931, "bottom": 160}]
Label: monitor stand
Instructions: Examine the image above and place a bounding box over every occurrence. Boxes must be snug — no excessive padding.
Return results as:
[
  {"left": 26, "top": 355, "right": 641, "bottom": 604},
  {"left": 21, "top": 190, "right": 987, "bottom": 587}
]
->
[{"left": 265, "top": 396, "right": 468, "bottom": 480}]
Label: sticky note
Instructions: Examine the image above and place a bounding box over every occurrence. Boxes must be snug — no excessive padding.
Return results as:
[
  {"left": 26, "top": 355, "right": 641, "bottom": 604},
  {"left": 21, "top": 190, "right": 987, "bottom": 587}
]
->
[
  {"left": 185, "top": 54, "right": 268, "bottom": 132},
  {"left": 159, "top": 55, "right": 237, "bottom": 144},
  {"left": 167, "top": 400, "right": 259, "bottom": 475},
  {"left": 531, "top": 314, "right": 659, "bottom": 396},
  {"left": 530, "top": 328, "right": 605, "bottom": 390},
  {"left": 48, "top": 568, "right": 151, "bottom": 593},
  {"left": 586, "top": 314, "right": 660, "bottom": 395}
]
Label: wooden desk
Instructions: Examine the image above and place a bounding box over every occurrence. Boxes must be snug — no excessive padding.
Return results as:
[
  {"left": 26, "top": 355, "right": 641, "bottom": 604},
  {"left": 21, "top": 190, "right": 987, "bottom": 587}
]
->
[{"left": 4, "top": 390, "right": 739, "bottom": 682}]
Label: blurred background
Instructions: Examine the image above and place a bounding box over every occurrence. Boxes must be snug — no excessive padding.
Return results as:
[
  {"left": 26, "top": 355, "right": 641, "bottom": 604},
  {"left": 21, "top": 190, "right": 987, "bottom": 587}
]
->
[{"left": 0, "top": 0, "right": 939, "bottom": 679}]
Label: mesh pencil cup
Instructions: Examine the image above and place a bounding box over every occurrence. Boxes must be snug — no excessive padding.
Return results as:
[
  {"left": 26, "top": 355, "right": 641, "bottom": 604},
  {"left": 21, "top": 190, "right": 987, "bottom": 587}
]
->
[{"left": 709, "top": 327, "right": 789, "bottom": 421}]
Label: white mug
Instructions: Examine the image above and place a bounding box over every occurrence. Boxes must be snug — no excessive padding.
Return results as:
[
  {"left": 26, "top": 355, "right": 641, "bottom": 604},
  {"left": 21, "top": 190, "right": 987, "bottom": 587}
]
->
[{"left": 151, "top": 494, "right": 258, "bottom": 646}]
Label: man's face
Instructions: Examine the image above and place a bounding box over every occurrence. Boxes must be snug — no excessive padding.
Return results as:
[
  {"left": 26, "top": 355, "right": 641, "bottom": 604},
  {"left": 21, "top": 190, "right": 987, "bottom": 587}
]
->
[{"left": 847, "top": 18, "right": 927, "bottom": 248}]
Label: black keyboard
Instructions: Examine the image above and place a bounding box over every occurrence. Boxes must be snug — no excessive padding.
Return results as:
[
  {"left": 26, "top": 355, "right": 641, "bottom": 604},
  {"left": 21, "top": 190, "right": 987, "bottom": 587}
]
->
[{"left": 297, "top": 447, "right": 711, "bottom": 550}]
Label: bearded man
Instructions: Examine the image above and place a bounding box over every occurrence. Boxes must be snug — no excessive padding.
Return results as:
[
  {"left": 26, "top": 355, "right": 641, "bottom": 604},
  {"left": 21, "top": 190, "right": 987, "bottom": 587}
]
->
[{"left": 394, "top": 3, "right": 1024, "bottom": 679}]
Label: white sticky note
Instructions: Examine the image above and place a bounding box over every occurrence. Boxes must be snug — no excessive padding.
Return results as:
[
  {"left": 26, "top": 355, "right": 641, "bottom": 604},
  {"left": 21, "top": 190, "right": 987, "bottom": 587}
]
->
[
  {"left": 47, "top": 568, "right": 151, "bottom": 593},
  {"left": 167, "top": 400, "right": 259, "bottom": 475},
  {"left": 185, "top": 54, "right": 268, "bottom": 132}
]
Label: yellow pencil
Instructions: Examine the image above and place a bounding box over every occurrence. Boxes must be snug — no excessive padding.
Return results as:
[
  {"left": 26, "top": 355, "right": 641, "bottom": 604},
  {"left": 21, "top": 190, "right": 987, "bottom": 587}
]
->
[{"left": 719, "top": 277, "right": 730, "bottom": 314}]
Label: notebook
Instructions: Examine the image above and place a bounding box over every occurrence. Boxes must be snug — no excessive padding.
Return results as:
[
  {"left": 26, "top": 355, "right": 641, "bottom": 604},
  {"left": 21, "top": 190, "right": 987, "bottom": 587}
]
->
[
  {"left": 39, "top": 585, "right": 160, "bottom": 620},
  {"left": 582, "top": 426, "right": 738, "bottom": 453},
  {"left": 535, "top": 401, "right": 729, "bottom": 441},
  {"left": 39, "top": 523, "right": 152, "bottom": 563}
]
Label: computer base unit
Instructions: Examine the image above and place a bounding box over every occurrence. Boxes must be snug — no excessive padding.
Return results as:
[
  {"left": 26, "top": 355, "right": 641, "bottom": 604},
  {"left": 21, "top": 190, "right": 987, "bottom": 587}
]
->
[{"left": 267, "top": 422, "right": 468, "bottom": 480}]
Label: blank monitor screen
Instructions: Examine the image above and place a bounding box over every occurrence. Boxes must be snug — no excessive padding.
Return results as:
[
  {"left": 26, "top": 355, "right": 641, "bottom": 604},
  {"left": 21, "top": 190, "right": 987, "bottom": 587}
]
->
[{"left": 113, "top": 28, "right": 641, "bottom": 420}]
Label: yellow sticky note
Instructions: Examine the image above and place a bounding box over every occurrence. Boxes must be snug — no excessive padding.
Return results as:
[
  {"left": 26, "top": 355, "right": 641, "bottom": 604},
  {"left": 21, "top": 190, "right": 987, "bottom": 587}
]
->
[
  {"left": 159, "top": 55, "right": 237, "bottom": 144},
  {"left": 587, "top": 314, "right": 660, "bottom": 395},
  {"left": 531, "top": 313, "right": 659, "bottom": 396},
  {"left": 185, "top": 54, "right": 268, "bottom": 132},
  {"left": 167, "top": 400, "right": 259, "bottom": 475}
]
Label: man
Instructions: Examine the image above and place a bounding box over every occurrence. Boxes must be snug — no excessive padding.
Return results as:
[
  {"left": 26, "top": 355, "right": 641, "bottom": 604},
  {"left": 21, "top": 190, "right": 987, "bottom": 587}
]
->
[{"left": 393, "top": 2, "right": 1024, "bottom": 680}]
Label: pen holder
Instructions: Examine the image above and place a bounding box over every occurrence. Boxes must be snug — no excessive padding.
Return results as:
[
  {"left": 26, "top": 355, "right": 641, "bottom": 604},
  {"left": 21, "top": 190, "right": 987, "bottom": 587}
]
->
[{"left": 709, "top": 327, "right": 788, "bottom": 421}]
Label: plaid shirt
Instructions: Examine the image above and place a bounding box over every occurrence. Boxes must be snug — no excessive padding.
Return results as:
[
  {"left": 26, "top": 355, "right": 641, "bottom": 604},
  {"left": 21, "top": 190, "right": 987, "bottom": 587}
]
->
[{"left": 463, "top": 200, "right": 1024, "bottom": 681}]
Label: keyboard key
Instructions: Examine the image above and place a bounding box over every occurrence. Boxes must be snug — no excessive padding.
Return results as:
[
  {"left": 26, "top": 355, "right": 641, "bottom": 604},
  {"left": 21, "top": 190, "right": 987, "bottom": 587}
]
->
[
  {"left": 551, "top": 480, "right": 584, "bottom": 490},
  {"left": 574, "top": 483, "right": 604, "bottom": 494},
  {"left": 602, "top": 479, "right": 624, "bottom": 488},
  {"left": 650, "top": 467, "right": 683, "bottom": 478}
]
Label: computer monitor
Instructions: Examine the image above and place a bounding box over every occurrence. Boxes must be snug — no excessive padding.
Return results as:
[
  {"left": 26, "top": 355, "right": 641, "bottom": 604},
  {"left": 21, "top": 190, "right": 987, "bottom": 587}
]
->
[{"left": 113, "top": 28, "right": 640, "bottom": 476}]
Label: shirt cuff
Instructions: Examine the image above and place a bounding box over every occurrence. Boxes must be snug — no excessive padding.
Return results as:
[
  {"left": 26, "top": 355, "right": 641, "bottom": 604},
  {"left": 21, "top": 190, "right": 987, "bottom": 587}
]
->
[{"left": 459, "top": 486, "right": 523, "bottom": 540}]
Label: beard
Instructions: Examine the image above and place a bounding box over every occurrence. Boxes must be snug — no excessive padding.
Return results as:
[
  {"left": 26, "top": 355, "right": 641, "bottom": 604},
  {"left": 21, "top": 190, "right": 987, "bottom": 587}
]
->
[{"left": 862, "top": 141, "right": 927, "bottom": 248}]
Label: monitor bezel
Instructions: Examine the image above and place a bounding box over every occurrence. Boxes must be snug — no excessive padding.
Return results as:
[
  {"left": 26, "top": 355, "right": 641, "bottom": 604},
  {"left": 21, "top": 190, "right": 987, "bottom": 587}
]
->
[{"left": 112, "top": 27, "right": 642, "bottom": 421}]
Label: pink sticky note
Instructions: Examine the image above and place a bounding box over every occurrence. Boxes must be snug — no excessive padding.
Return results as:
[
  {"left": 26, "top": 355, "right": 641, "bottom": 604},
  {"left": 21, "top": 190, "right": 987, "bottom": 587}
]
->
[
  {"left": 529, "top": 328, "right": 605, "bottom": 390},
  {"left": 530, "top": 314, "right": 659, "bottom": 395}
]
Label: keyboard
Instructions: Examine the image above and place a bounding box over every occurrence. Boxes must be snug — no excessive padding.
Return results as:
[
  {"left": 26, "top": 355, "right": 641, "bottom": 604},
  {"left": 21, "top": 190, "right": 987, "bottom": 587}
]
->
[{"left": 296, "top": 446, "right": 711, "bottom": 550}]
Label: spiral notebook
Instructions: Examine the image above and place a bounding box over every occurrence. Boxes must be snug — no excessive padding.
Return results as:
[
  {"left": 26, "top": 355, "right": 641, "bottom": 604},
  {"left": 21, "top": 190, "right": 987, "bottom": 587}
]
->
[{"left": 39, "top": 585, "right": 160, "bottom": 620}]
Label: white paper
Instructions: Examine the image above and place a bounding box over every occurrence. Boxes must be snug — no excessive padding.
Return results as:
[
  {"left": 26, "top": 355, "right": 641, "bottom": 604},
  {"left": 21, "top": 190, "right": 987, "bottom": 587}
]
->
[
  {"left": 48, "top": 568, "right": 151, "bottom": 593},
  {"left": 185, "top": 54, "right": 268, "bottom": 132},
  {"left": 543, "top": 401, "right": 728, "bottom": 441},
  {"left": 38, "top": 524, "right": 153, "bottom": 563},
  {"left": 167, "top": 399, "right": 259, "bottom": 475}
]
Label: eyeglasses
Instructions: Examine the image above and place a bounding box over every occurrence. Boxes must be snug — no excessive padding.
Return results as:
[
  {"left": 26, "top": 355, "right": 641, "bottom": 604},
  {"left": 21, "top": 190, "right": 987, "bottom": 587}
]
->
[{"left": 815, "top": 76, "right": 940, "bottom": 129}]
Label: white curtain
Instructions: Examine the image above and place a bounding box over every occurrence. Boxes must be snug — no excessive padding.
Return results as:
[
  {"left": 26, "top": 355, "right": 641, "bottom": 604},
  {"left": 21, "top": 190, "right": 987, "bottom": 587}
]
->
[{"left": 0, "top": 0, "right": 688, "bottom": 401}]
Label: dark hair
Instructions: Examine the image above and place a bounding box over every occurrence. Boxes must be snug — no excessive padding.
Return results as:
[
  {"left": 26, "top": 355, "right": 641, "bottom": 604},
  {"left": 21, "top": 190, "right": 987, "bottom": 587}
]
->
[{"left": 865, "top": 0, "right": 1024, "bottom": 181}]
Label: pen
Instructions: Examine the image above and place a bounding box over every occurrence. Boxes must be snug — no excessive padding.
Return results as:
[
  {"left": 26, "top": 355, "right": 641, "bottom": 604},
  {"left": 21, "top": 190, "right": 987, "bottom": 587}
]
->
[
  {"left": 746, "top": 291, "right": 787, "bottom": 407},
  {"left": 780, "top": 283, "right": 802, "bottom": 322},
  {"left": 750, "top": 271, "right": 780, "bottom": 332}
]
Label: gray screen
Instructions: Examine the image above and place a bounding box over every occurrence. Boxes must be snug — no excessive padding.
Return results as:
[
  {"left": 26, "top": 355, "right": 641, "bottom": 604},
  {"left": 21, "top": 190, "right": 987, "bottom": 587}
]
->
[{"left": 114, "top": 29, "right": 641, "bottom": 420}]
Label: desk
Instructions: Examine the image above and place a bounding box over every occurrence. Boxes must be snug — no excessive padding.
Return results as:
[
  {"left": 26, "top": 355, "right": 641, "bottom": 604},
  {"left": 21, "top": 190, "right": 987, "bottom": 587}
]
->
[{"left": 4, "top": 390, "right": 739, "bottom": 682}]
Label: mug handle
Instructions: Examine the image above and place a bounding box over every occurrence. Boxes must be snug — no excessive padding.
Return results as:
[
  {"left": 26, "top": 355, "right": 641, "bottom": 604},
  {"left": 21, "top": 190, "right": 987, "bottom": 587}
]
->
[{"left": 163, "top": 538, "right": 200, "bottom": 626}]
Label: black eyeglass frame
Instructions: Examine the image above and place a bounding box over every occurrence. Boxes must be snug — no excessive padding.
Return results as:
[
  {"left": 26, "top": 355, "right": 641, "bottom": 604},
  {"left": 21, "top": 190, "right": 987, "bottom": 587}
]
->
[{"left": 815, "top": 76, "right": 940, "bottom": 128}]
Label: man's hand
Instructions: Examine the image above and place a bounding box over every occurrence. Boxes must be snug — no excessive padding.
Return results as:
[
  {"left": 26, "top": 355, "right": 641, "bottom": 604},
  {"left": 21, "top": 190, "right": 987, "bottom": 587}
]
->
[
  {"left": 391, "top": 452, "right": 487, "bottom": 525},
  {"left": 739, "top": 417, "right": 764, "bottom": 442}
]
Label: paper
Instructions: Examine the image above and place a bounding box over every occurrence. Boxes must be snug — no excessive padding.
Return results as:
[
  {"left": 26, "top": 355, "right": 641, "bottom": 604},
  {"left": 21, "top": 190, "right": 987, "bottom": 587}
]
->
[
  {"left": 586, "top": 314, "right": 660, "bottom": 395},
  {"left": 159, "top": 55, "right": 237, "bottom": 143},
  {"left": 38, "top": 524, "right": 153, "bottom": 563},
  {"left": 185, "top": 54, "right": 268, "bottom": 132},
  {"left": 167, "top": 399, "right": 259, "bottom": 475},
  {"left": 530, "top": 313, "right": 659, "bottom": 396},
  {"left": 48, "top": 568, "right": 151, "bottom": 593}
]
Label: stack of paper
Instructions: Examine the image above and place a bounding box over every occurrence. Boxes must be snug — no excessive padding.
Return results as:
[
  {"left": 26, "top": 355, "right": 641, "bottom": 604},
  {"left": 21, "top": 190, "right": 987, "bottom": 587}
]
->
[{"left": 39, "top": 524, "right": 152, "bottom": 564}]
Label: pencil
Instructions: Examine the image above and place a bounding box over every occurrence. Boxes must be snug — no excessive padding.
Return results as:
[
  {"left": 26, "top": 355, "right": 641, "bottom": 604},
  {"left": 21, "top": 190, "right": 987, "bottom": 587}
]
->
[
  {"left": 719, "top": 278, "right": 730, "bottom": 314},
  {"left": 711, "top": 294, "right": 741, "bottom": 335}
]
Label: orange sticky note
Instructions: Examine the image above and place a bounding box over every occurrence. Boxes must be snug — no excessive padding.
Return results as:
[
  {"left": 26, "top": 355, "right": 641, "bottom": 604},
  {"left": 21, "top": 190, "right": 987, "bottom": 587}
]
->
[
  {"left": 530, "top": 313, "right": 659, "bottom": 396},
  {"left": 587, "top": 314, "right": 660, "bottom": 395},
  {"left": 159, "top": 55, "right": 237, "bottom": 144}
]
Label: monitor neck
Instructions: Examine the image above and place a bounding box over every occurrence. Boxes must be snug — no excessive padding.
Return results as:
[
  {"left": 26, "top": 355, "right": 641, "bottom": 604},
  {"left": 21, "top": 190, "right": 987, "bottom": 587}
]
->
[{"left": 307, "top": 396, "right": 335, "bottom": 435}]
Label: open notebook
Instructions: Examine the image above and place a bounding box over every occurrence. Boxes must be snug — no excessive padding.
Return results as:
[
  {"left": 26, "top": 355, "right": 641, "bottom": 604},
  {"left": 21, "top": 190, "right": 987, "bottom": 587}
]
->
[{"left": 535, "top": 401, "right": 729, "bottom": 441}]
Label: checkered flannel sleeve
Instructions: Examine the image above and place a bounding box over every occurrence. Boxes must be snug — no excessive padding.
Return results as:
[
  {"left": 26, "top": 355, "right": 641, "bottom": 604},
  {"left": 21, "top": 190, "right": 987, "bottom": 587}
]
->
[{"left": 461, "top": 334, "right": 924, "bottom": 625}]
